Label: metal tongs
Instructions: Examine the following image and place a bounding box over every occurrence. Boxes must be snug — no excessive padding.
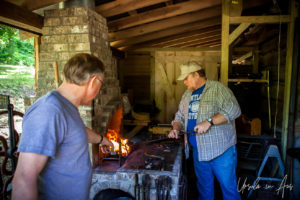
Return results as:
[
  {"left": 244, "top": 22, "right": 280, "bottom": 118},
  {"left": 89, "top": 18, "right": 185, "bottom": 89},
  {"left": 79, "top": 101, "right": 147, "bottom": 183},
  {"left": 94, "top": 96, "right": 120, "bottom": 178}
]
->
[
  {"left": 178, "top": 130, "right": 198, "bottom": 136},
  {"left": 145, "top": 130, "right": 197, "bottom": 144}
]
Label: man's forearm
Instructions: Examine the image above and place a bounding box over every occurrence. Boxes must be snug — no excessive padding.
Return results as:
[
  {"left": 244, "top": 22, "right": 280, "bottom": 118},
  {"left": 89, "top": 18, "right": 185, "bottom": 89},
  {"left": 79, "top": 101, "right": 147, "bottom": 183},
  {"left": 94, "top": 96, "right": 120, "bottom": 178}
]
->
[
  {"left": 85, "top": 127, "right": 101, "bottom": 143},
  {"left": 12, "top": 153, "right": 47, "bottom": 200},
  {"left": 173, "top": 121, "right": 183, "bottom": 131},
  {"left": 210, "top": 113, "right": 227, "bottom": 125},
  {"left": 12, "top": 178, "right": 38, "bottom": 200}
]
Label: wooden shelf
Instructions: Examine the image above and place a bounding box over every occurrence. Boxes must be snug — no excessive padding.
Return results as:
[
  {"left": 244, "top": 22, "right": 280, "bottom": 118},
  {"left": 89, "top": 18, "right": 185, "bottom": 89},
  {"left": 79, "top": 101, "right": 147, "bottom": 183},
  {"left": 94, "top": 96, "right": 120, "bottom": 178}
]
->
[{"left": 228, "top": 78, "right": 269, "bottom": 83}]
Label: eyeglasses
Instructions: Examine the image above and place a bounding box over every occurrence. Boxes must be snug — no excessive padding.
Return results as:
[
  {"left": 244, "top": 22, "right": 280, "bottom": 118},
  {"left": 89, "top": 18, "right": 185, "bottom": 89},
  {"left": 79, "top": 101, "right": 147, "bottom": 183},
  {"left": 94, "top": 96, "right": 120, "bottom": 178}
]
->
[{"left": 97, "top": 76, "right": 103, "bottom": 84}]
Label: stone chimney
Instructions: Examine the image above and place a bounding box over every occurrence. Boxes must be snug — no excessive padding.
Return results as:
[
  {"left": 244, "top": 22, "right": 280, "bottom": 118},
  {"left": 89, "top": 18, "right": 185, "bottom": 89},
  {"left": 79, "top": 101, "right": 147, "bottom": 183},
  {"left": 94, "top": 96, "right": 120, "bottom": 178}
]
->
[{"left": 37, "top": 2, "right": 121, "bottom": 136}]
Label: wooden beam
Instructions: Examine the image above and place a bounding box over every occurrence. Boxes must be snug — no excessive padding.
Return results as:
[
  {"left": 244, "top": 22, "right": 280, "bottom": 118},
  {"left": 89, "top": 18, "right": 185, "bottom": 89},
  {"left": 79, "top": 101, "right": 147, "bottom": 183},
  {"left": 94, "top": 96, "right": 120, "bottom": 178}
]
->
[
  {"left": 229, "top": 0, "right": 242, "bottom": 17},
  {"left": 96, "top": 0, "right": 170, "bottom": 17},
  {"left": 24, "top": 0, "right": 64, "bottom": 11},
  {"left": 151, "top": 29, "right": 221, "bottom": 48},
  {"left": 139, "top": 25, "right": 221, "bottom": 47},
  {"left": 230, "top": 15, "right": 291, "bottom": 24},
  {"left": 19, "top": 29, "right": 38, "bottom": 40},
  {"left": 183, "top": 39, "right": 221, "bottom": 47},
  {"left": 229, "top": 23, "right": 251, "bottom": 45},
  {"left": 165, "top": 34, "right": 221, "bottom": 48},
  {"left": 5, "top": 0, "right": 65, "bottom": 11},
  {"left": 232, "top": 51, "right": 252, "bottom": 64},
  {"left": 128, "top": 10, "right": 137, "bottom": 16},
  {"left": 282, "top": 0, "right": 296, "bottom": 161},
  {"left": 221, "top": 0, "right": 230, "bottom": 85},
  {"left": 132, "top": 47, "right": 221, "bottom": 52},
  {"left": 200, "top": 41, "right": 221, "bottom": 47},
  {"left": 107, "top": 0, "right": 221, "bottom": 31},
  {"left": 109, "top": 5, "right": 221, "bottom": 41},
  {"left": 0, "top": 1, "right": 43, "bottom": 34},
  {"left": 110, "top": 17, "right": 221, "bottom": 48}
]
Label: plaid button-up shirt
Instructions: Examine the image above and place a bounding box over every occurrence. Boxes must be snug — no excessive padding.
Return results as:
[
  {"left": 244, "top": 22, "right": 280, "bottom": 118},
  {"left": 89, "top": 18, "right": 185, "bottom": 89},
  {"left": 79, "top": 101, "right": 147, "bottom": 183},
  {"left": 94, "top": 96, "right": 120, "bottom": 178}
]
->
[{"left": 172, "top": 80, "right": 241, "bottom": 161}]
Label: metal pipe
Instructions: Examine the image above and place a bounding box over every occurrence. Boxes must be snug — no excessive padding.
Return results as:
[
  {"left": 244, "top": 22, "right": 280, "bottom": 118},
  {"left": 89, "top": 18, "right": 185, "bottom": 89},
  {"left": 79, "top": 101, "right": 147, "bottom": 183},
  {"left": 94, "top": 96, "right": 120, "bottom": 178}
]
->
[
  {"left": 267, "top": 70, "right": 271, "bottom": 129},
  {"left": 59, "top": 0, "right": 95, "bottom": 10}
]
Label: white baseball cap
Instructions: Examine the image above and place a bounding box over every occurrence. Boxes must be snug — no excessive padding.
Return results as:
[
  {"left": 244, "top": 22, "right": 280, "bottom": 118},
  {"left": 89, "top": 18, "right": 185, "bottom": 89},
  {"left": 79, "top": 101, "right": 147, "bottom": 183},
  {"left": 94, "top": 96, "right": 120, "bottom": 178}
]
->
[{"left": 177, "top": 61, "right": 202, "bottom": 81}]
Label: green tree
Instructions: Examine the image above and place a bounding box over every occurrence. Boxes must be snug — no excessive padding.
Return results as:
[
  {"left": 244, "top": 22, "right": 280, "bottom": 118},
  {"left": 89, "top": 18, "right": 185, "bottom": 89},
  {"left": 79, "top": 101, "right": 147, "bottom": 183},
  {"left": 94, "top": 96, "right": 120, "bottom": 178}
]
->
[{"left": 0, "top": 25, "right": 34, "bottom": 66}]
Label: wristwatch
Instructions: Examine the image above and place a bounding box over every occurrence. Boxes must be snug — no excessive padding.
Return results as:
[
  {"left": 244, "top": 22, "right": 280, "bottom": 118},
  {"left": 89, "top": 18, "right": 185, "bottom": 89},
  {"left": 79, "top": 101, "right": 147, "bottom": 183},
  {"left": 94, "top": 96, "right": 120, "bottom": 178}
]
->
[{"left": 207, "top": 117, "right": 214, "bottom": 126}]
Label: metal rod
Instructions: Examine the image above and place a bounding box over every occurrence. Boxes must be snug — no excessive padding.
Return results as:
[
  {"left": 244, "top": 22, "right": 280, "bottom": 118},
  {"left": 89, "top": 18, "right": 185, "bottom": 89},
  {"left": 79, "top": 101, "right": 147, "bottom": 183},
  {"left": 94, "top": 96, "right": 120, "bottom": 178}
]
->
[
  {"left": 7, "top": 96, "right": 17, "bottom": 171},
  {"left": 267, "top": 70, "right": 271, "bottom": 129}
]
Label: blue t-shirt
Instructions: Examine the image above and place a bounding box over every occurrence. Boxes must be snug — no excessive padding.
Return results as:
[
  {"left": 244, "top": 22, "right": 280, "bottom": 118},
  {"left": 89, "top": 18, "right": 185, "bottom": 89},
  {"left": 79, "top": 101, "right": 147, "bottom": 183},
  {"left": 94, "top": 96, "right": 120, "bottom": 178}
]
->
[
  {"left": 187, "top": 84, "right": 206, "bottom": 148},
  {"left": 18, "top": 91, "right": 92, "bottom": 200}
]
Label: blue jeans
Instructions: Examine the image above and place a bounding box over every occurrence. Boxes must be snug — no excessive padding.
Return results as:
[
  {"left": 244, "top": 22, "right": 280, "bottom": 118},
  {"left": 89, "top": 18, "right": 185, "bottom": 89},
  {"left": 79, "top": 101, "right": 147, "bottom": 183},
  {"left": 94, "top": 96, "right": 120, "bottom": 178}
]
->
[{"left": 193, "top": 145, "right": 241, "bottom": 200}]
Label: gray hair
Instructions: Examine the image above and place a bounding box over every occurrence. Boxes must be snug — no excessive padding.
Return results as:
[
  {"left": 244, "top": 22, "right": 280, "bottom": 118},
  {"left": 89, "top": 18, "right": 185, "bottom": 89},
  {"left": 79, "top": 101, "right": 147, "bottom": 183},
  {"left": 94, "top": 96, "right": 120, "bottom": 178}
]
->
[{"left": 63, "top": 53, "right": 105, "bottom": 85}]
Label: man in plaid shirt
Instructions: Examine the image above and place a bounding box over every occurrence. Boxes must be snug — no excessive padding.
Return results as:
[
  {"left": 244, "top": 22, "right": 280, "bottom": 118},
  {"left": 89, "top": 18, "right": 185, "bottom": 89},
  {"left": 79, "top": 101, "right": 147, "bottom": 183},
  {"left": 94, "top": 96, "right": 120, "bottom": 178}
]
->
[{"left": 168, "top": 61, "right": 241, "bottom": 200}]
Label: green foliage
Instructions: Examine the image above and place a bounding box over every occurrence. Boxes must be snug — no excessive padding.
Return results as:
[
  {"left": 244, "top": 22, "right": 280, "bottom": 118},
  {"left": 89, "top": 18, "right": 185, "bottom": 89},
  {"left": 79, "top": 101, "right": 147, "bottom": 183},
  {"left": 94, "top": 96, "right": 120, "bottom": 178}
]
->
[
  {"left": 0, "top": 64, "right": 35, "bottom": 97},
  {"left": 0, "top": 25, "right": 34, "bottom": 66}
]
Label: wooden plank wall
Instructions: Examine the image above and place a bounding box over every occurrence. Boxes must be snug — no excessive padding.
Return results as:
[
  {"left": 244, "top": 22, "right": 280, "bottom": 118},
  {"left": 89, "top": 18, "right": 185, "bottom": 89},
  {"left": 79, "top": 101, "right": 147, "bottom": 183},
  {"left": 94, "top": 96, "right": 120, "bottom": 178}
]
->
[
  {"left": 118, "top": 52, "right": 152, "bottom": 104},
  {"left": 154, "top": 51, "right": 220, "bottom": 123}
]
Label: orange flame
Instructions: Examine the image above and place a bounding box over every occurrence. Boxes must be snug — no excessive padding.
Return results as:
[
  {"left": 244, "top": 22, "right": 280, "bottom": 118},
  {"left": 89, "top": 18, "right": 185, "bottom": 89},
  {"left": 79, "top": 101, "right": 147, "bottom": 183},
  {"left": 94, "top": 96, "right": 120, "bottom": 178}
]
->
[{"left": 106, "top": 129, "right": 130, "bottom": 157}]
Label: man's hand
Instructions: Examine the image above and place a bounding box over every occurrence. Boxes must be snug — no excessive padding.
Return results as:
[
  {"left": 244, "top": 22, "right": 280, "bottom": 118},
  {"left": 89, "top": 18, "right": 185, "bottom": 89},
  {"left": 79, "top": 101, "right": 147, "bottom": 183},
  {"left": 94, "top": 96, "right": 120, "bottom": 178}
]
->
[
  {"left": 168, "top": 129, "right": 180, "bottom": 139},
  {"left": 100, "top": 137, "right": 114, "bottom": 153},
  {"left": 194, "top": 120, "right": 211, "bottom": 134}
]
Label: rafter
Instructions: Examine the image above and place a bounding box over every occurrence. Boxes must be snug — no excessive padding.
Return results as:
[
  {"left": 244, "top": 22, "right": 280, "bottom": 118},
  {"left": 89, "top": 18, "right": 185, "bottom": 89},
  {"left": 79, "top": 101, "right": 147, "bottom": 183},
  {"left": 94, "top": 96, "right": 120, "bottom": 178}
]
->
[
  {"left": 110, "top": 17, "right": 221, "bottom": 48},
  {"left": 187, "top": 39, "right": 221, "bottom": 47},
  {"left": 230, "top": 15, "right": 291, "bottom": 24},
  {"left": 0, "top": 1, "right": 43, "bottom": 34},
  {"left": 95, "top": 0, "right": 170, "bottom": 17},
  {"left": 154, "top": 30, "right": 221, "bottom": 48},
  {"left": 196, "top": 40, "right": 221, "bottom": 47},
  {"left": 139, "top": 25, "right": 221, "bottom": 47},
  {"left": 229, "top": 23, "right": 251, "bottom": 45},
  {"left": 107, "top": 0, "right": 221, "bottom": 31},
  {"left": 6, "top": 0, "right": 65, "bottom": 11},
  {"left": 109, "top": 5, "right": 221, "bottom": 41},
  {"left": 170, "top": 35, "right": 221, "bottom": 48},
  {"left": 202, "top": 42, "right": 221, "bottom": 47}
]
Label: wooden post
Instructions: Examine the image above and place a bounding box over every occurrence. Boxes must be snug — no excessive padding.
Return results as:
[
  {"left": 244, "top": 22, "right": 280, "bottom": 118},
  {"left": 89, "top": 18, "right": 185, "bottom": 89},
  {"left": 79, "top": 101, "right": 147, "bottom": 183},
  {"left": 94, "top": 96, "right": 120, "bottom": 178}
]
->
[
  {"left": 34, "top": 36, "right": 40, "bottom": 89},
  {"left": 53, "top": 61, "right": 60, "bottom": 88},
  {"left": 282, "top": 0, "right": 296, "bottom": 161},
  {"left": 221, "top": 0, "right": 230, "bottom": 85}
]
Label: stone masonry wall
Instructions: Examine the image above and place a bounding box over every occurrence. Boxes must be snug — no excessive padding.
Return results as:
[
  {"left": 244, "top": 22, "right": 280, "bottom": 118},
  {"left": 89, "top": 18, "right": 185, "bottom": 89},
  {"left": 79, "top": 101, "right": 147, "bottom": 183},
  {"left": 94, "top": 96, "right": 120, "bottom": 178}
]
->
[{"left": 36, "top": 7, "right": 120, "bottom": 133}]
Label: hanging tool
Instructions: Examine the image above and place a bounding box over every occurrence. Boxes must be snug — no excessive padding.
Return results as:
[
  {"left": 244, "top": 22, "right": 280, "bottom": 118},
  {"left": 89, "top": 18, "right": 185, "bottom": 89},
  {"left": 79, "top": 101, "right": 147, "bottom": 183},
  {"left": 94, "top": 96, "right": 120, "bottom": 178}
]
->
[
  {"left": 135, "top": 173, "right": 140, "bottom": 200},
  {"left": 165, "top": 177, "right": 172, "bottom": 200},
  {"left": 155, "top": 178, "right": 160, "bottom": 200},
  {"left": 142, "top": 174, "right": 150, "bottom": 200}
]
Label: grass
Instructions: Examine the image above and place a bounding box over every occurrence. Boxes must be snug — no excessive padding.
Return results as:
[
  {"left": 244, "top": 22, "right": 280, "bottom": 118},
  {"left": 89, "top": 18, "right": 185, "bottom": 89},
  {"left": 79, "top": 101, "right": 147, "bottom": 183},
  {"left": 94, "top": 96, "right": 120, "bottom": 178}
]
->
[{"left": 0, "top": 64, "right": 35, "bottom": 97}]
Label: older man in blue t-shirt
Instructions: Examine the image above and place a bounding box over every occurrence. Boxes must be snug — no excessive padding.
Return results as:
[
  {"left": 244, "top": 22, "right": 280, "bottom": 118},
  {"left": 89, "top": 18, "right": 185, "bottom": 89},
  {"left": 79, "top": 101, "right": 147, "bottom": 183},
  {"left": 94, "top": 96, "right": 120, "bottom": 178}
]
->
[
  {"left": 12, "top": 53, "right": 114, "bottom": 200},
  {"left": 168, "top": 61, "right": 241, "bottom": 200}
]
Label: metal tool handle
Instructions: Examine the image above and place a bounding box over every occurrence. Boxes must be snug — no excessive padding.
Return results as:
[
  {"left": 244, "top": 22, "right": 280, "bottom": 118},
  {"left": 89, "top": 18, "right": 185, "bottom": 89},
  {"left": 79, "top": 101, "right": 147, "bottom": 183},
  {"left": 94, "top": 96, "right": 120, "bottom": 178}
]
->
[{"left": 178, "top": 130, "right": 197, "bottom": 136}]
